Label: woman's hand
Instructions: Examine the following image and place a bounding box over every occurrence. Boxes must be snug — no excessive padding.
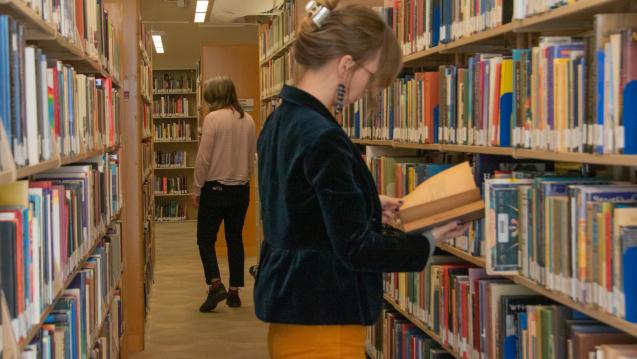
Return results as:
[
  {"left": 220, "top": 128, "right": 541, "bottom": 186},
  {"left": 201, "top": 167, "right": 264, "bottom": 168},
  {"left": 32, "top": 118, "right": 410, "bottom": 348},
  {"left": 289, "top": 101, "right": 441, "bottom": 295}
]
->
[
  {"left": 429, "top": 220, "right": 470, "bottom": 245},
  {"left": 192, "top": 195, "right": 200, "bottom": 208},
  {"left": 379, "top": 195, "right": 403, "bottom": 225}
]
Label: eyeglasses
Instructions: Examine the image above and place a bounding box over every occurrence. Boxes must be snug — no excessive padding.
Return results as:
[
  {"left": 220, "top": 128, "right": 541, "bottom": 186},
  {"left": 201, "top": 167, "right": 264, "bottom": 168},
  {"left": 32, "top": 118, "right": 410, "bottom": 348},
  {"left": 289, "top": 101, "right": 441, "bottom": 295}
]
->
[{"left": 358, "top": 63, "right": 375, "bottom": 78}]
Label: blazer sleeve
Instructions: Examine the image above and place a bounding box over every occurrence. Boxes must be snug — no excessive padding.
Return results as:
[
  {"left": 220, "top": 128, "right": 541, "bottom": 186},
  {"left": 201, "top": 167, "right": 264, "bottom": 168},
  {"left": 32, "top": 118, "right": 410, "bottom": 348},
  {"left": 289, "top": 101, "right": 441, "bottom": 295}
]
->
[{"left": 303, "top": 128, "right": 432, "bottom": 273}]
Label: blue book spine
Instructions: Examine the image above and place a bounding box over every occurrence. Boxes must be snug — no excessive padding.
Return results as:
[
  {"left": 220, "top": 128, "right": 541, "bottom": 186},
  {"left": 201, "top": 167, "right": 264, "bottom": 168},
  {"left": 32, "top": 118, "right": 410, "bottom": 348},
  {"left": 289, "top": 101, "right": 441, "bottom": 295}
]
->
[
  {"left": 0, "top": 16, "right": 10, "bottom": 138},
  {"left": 432, "top": 0, "right": 441, "bottom": 47},
  {"left": 595, "top": 50, "right": 605, "bottom": 154},
  {"left": 623, "top": 79, "right": 637, "bottom": 154}
]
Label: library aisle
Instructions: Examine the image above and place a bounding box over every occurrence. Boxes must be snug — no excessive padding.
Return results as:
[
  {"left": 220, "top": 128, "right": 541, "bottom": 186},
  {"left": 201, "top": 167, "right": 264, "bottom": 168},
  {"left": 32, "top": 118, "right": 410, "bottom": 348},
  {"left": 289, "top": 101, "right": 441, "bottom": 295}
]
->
[{"left": 131, "top": 222, "right": 268, "bottom": 359}]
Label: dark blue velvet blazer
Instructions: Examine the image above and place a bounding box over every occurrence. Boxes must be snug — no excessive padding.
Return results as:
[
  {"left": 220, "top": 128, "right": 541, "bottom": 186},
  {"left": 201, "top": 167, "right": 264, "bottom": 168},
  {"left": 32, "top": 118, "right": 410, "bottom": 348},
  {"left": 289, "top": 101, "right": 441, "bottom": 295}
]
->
[{"left": 254, "top": 85, "right": 432, "bottom": 325}]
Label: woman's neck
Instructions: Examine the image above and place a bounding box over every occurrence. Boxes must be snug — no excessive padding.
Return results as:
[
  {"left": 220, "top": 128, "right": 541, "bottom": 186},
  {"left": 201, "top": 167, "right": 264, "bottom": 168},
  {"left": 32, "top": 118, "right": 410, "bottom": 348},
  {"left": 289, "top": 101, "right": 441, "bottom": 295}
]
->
[{"left": 296, "top": 71, "right": 338, "bottom": 110}]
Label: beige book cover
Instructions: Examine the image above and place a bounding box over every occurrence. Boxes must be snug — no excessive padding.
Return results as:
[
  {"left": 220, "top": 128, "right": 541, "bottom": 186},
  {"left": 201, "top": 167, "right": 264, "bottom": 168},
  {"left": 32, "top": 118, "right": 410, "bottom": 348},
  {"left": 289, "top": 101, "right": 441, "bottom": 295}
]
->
[{"left": 398, "top": 161, "right": 484, "bottom": 233}]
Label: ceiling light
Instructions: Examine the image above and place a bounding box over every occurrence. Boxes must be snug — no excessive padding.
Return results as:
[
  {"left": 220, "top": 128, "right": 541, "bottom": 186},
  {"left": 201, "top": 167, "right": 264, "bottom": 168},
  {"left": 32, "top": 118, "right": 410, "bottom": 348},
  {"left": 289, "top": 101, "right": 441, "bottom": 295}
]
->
[
  {"left": 196, "top": 1, "right": 209, "bottom": 13},
  {"left": 194, "top": 12, "right": 206, "bottom": 23},
  {"left": 152, "top": 35, "right": 164, "bottom": 54}
]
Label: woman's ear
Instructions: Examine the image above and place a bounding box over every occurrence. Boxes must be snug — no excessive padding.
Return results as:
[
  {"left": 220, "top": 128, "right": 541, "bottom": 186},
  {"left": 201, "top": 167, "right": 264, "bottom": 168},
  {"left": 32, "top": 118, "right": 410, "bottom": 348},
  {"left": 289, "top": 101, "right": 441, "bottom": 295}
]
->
[{"left": 336, "top": 54, "right": 354, "bottom": 80}]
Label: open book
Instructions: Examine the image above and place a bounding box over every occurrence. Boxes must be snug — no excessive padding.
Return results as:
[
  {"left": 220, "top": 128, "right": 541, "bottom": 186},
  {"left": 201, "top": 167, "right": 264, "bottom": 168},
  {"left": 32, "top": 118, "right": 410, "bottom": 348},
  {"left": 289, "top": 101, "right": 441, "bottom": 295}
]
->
[{"left": 397, "top": 161, "right": 484, "bottom": 233}]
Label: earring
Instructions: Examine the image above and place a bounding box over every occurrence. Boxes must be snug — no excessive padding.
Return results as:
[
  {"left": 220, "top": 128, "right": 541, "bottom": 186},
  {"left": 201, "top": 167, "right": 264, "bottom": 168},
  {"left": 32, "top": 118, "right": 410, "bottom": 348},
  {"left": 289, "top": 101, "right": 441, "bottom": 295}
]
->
[{"left": 334, "top": 83, "right": 346, "bottom": 114}]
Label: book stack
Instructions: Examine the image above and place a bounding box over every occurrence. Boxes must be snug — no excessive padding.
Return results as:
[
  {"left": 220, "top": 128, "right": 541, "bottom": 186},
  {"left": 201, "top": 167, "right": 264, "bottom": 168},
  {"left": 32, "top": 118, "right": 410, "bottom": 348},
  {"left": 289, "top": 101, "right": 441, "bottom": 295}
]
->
[
  {"left": 257, "top": 0, "right": 296, "bottom": 61},
  {"left": 384, "top": 253, "right": 637, "bottom": 359},
  {"left": 154, "top": 121, "right": 193, "bottom": 142},
  {"left": 19, "top": 0, "right": 121, "bottom": 76},
  {"left": 343, "top": 15, "right": 637, "bottom": 155},
  {"left": 155, "top": 200, "right": 186, "bottom": 222},
  {"left": 142, "top": 142, "right": 153, "bottom": 177},
  {"left": 143, "top": 102, "right": 153, "bottom": 139},
  {"left": 380, "top": 0, "right": 584, "bottom": 57},
  {"left": 154, "top": 176, "right": 188, "bottom": 195},
  {"left": 155, "top": 151, "right": 188, "bottom": 169},
  {"left": 153, "top": 96, "right": 190, "bottom": 117},
  {"left": 0, "top": 157, "right": 121, "bottom": 344},
  {"left": 261, "top": 50, "right": 296, "bottom": 99},
  {"left": 21, "top": 221, "right": 123, "bottom": 359},
  {"left": 153, "top": 72, "right": 195, "bottom": 93},
  {"left": 367, "top": 307, "right": 454, "bottom": 359},
  {"left": 485, "top": 177, "right": 637, "bottom": 323},
  {"left": 0, "top": 15, "right": 121, "bottom": 168}
]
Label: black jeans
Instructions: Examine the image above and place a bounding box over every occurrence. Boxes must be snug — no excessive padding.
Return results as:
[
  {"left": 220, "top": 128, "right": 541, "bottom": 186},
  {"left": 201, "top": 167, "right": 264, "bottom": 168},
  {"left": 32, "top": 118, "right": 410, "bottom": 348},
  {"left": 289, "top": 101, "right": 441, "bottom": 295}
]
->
[{"left": 197, "top": 181, "right": 249, "bottom": 287}]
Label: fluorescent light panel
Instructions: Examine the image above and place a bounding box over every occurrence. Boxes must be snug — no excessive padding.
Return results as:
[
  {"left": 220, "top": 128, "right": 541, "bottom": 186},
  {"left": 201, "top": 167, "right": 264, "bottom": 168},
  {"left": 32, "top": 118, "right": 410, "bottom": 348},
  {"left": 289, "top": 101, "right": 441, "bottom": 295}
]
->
[
  {"left": 152, "top": 35, "right": 164, "bottom": 54},
  {"left": 194, "top": 12, "right": 206, "bottom": 23},
  {"left": 196, "top": 1, "right": 209, "bottom": 13}
]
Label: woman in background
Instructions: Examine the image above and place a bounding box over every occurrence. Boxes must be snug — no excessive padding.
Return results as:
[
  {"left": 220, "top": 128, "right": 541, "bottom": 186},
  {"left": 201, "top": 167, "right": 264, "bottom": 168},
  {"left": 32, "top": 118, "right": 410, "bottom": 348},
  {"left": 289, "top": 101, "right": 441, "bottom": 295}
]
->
[
  {"left": 255, "top": 0, "right": 468, "bottom": 357},
  {"left": 193, "top": 76, "right": 256, "bottom": 311}
]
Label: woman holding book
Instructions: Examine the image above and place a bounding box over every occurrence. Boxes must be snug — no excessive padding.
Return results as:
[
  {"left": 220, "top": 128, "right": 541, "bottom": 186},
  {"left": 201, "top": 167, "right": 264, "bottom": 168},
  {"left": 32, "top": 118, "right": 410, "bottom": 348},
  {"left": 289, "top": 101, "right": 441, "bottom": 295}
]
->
[
  {"left": 255, "top": 1, "right": 469, "bottom": 357},
  {"left": 193, "top": 76, "right": 256, "bottom": 311}
]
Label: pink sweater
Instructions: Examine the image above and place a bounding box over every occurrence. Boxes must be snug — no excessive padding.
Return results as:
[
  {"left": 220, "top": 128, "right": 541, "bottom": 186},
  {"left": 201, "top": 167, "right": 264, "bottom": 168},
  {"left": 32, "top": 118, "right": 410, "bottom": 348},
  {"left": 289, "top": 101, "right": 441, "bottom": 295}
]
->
[{"left": 193, "top": 108, "right": 256, "bottom": 196}]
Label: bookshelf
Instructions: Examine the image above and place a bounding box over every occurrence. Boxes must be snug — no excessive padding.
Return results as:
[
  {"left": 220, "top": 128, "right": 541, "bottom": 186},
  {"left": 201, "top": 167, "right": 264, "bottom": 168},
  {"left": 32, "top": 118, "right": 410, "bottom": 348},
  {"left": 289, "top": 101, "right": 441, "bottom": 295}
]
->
[
  {"left": 0, "top": 0, "right": 126, "bottom": 356},
  {"left": 152, "top": 68, "right": 199, "bottom": 222},
  {"left": 346, "top": 0, "right": 637, "bottom": 358}
]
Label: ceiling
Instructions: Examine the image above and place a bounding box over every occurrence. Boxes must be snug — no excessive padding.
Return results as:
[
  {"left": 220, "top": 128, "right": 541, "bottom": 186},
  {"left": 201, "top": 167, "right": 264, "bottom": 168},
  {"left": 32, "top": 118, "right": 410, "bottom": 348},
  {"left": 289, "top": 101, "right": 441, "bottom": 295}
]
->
[{"left": 142, "top": 0, "right": 279, "bottom": 24}]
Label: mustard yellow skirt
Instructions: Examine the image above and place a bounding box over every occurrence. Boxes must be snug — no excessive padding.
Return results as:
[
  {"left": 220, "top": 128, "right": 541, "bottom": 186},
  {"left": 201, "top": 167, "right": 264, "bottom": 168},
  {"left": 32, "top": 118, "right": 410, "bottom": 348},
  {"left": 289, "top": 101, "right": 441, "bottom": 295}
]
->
[{"left": 267, "top": 323, "right": 366, "bottom": 358}]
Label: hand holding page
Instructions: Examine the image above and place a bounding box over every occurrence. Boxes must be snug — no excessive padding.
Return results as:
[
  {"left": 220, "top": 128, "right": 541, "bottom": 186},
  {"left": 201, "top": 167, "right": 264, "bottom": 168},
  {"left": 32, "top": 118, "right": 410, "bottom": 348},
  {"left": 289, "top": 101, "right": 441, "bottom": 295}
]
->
[{"left": 397, "top": 161, "right": 484, "bottom": 233}]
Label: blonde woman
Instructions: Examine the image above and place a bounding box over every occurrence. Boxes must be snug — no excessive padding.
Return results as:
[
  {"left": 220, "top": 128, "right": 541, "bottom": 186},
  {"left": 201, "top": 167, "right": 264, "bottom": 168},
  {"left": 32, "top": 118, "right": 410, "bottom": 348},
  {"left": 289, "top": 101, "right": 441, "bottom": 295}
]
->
[
  {"left": 193, "top": 76, "right": 256, "bottom": 311},
  {"left": 255, "top": 1, "right": 468, "bottom": 357}
]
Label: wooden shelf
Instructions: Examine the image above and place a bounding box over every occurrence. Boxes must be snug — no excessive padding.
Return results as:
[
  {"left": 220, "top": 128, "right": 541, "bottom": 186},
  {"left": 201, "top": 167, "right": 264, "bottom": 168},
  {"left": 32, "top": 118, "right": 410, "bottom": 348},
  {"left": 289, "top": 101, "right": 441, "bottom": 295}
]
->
[
  {"left": 143, "top": 167, "right": 153, "bottom": 183},
  {"left": 351, "top": 139, "right": 395, "bottom": 147},
  {"left": 440, "top": 144, "right": 514, "bottom": 156},
  {"left": 60, "top": 148, "right": 109, "bottom": 165},
  {"left": 154, "top": 140, "right": 198, "bottom": 144},
  {"left": 154, "top": 166, "right": 194, "bottom": 170},
  {"left": 153, "top": 115, "right": 197, "bottom": 119},
  {"left": 259, "top": 35, "right": 296, "bottom": 67},
  {"left": 508, "top": 275, "right": 637, "bottom": 338},
  {"left": 142, "top": 93, "right": 152, "bottom": 105},
  {"left": 154, "top": 193, "right": 192, "bottom": 197},
  {"left": 426, "top": 243, "right": 637, "bottom": 339},
  {"left": 514, "top": 149, "right": 637, "bottom": 166},
  {"left": 153, "top": 91, "right": 197, "bottom": 95},
  {"left": 383, "top": 294, "right": 462, "bottom": 359},
  {"left": 90, "top": 277, "right": 122, "bottom": 346},
  {"left": 16, "top": 158, "right": 61, "bottom": 179},
  {"left": 0, "top": 169, "right": 15, "bottom": 185},
  {"left": 350, "top": 139, "right": 637, "bottom": 166},
  {"left": 401, "top": 0, "right": 634, "bottom": 64},
  {"left": 438, "top": 243, "right": 486, "bottom": 267},
  {"left": 0, "top": 0, "right": 120, "bottom": 80},
  {"left": 0, "top": 0, "right": 56, "bottom": 40},
  {"left": 18, "top": 212, "right": 120, "bottom": 349}
]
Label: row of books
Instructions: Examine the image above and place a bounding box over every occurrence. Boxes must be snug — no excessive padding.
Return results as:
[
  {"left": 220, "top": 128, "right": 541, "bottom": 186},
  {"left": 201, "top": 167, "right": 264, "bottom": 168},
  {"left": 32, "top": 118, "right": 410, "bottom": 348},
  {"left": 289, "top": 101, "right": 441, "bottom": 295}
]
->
[
  {"left": 261, "top": 50, "right": 295, "bottom": 99},
  {"left": 154, "top": 176, "right": 189, "bottom": 195},
  {"left": 154, "top": 121, "right": 193, "bottom": 142},
  {"left": 484, "top": 176, "right": 637, "bottom": 323},
  {"left": 367, "top": 307, "right": 454, "bottom": 359},
  {"left": 1, "top": 15, "right": 120, "bottom": 168},
  {"left": 155, "top": 151, "right": 188, "bottom": 168},
  {"left": 153, "top": 72, "right": 195, "bottom": 92},
  {"left": 142, "top": 103, "right": 152, "bottom": 139},
  {"left": 142, "top": 142, "right": 152, "bottom": 177},
  {"left": 22, "top": 222, "right": 123, "bottom": 359},
  {"left": 0, "top": 157, "right": 121, "bottom": 344},
  {"left": 258, "top": 0, "right": 296, "bottom": 60},
  {"left": 153, "top": 96, "right": 191, "bottom": 117},
  {"left": 343, "top": 16, "right": 637, "bottom": 155},
  {"left": 378, "top": 0, "right": 598, "bottom": 57},
  {"left": 20, "top": 0, "right": 121, "bottom": 77},
  {"left": 155, "top": 200, "right": 186, "bottom": 222},
  {"left": 385, "top": 255, "right": 637, "bottom": 359},
  {"left": 140, "top": 58, "right": 152, "bottom": 101}
]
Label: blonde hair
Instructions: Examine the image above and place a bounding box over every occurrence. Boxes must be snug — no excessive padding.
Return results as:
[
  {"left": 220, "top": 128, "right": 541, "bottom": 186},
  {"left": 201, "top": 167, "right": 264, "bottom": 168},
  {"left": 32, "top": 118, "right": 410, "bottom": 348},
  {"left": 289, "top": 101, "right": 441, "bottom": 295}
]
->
[
  {"left": 293, "top": 0, "right": 402, "bottom": 90},
  {"left": 203, "top": 76, "right": 244, "bottom": 118}
]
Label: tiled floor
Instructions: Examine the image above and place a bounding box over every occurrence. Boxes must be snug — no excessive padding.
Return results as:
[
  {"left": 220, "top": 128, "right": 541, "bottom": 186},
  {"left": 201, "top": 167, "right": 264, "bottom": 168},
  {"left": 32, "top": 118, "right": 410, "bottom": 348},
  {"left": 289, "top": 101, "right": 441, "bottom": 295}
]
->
[{"left": 131, "top": 222, "right": 268, "bottom": 359}]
